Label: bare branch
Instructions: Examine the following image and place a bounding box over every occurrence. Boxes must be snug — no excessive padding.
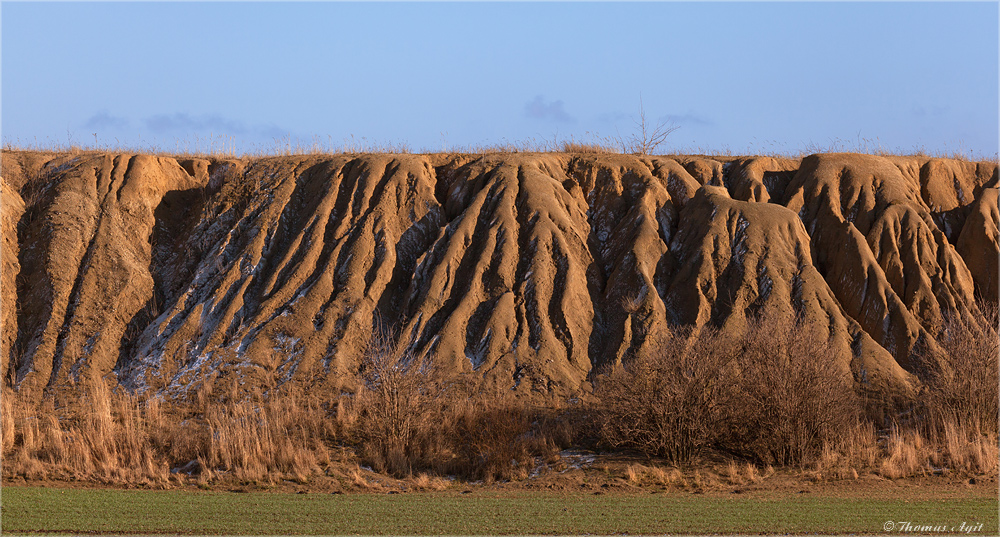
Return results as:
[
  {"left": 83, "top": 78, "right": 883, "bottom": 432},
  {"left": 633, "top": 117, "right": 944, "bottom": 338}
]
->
[{"left": 615, "top": 96, "right": 680, "bottom": 156}]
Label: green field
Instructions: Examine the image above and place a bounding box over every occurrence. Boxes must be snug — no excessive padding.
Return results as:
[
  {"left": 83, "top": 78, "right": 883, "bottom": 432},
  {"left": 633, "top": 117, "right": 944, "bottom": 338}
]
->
[{"left": 2, "top": 486, "right": 997, "bottom": 535}]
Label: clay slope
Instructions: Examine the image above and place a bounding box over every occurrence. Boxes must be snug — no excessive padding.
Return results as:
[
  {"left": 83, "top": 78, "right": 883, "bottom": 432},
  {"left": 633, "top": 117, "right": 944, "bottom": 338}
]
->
[{"left": 2, "top": 150, "right": 995, "bottom": 401}]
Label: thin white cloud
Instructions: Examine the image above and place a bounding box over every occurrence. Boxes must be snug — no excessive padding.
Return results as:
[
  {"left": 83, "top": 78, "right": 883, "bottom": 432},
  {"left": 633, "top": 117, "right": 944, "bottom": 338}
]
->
[
  {"left": 143, "top": 113, "right": 288, "bottom": 139},
  {"left": 661, "top": 112, "right": 714, "bottom": 128},
  {"left": 83, "top": 111, "right": 130, "bottom": 130},
  {"left": 144, "top": 113, "right": 245, "bottom": 134},
  {"left": 524, "top": 95, "right": 575, "bottom": 123}
]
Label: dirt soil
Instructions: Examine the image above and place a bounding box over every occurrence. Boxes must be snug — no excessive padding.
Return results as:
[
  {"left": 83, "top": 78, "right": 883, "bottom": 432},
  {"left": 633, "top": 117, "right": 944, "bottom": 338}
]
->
[{"left": 3, "top": 151, "right": 996, "bottom": 402}]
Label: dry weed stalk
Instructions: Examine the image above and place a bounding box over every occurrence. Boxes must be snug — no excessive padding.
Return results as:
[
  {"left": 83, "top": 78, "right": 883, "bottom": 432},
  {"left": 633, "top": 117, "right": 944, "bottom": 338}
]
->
[
  {"left": 923, "top": 301, "right": 999, "bottom": 437},
  {"left": 1, "top": 378, "right": 333, "bottom": 485}
]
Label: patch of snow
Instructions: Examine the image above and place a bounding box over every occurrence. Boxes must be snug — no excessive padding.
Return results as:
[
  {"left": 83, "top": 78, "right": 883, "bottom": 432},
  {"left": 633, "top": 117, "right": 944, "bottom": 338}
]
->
[
  {"left": 730, "top": 215, "right": 751, "bottom": 266},
  {"left": 757, "top": 268, "right": 773, "bottom": 301},
  {"left": 466, "top": 328, "right": 492, "bottom": 369}
]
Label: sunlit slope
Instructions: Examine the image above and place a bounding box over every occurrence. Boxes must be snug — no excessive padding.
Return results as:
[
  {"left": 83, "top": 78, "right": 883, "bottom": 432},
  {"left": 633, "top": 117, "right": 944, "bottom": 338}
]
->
[{"left": 3, "top": 151, "right": 995, "bottom": 400}]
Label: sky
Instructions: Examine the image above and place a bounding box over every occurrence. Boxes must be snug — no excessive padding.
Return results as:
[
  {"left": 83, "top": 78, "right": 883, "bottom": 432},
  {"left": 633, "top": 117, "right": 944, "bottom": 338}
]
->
[{"left": 2, "top": 1, "right": 998, "bottom": 157}]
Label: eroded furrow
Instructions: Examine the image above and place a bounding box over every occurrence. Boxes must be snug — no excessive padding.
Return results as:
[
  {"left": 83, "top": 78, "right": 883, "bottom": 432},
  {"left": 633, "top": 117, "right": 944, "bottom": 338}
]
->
[{"left": 2, "top": 150, "right": 995, "bottom": 403}]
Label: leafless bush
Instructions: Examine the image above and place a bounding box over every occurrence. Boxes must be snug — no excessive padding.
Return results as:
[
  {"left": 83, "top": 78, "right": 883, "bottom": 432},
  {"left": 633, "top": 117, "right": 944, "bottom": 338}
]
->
[
  {"left": 594, "top": 325, "right": 739, "bottom": 463},
  {"left": 595, "top": 315, "right": 860, "bottom": 466},
  {"left": 346, "top": 332, "right": 445, "bottom": 476},
  {"left": 719, "top": 318, "right": 861, "bottom": 466},
  {"left": 615, "top": 97, "right": 680, "bottom": 156},
  {"left": 343, "top": 331, "right": 559, "bottom": 480},
  {"left": 922, "top": 300, "right": 998, "bottom": 437}
]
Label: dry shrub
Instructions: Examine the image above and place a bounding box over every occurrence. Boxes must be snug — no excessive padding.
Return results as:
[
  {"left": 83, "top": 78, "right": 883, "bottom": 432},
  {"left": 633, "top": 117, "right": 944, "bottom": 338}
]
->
[
  {"left": 594, "top": 325, "right": 737, "bottom": 463},
  {"left": 923, "top": 302, "right": 998, "bottom": 437},
  {"left": 346, "top": 334, "right": 445, "bottom": 476},
  {"left": 448, "top": 395, "right": 543, "bottom": 482},
  {"left": 614, "top": 97, "right": 680, "bottom": 155},
  {"left": 720, "top": 317, "right": 861, "bottom": 466},
  {"left": 595, "top": 314, "right": 859, "bottom": 466},
  {"left": 343, "top": 331, "right": 560, "bottom": 481}
]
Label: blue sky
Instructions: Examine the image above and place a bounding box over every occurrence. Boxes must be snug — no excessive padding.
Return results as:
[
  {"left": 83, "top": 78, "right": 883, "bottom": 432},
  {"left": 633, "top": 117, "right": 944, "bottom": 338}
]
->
[{"left": 3, "top": 2, "right": 998, "bottom": 157}]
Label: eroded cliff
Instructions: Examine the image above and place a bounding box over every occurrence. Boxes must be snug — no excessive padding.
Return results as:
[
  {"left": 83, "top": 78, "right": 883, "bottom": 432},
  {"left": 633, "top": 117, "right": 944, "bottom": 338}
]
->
[{"left": 2, "top": 150, "right": 996, "bottom": 402}]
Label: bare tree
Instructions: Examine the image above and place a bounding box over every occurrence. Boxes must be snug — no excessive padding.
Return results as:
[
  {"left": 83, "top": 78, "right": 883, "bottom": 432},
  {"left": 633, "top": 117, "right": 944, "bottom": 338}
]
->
[{"left": 616, "top": 96, "right": 680, "bottom": 155}]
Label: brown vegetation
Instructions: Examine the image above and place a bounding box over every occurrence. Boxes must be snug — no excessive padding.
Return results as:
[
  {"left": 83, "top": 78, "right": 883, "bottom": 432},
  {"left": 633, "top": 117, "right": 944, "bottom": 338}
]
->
[
  {"left": 340, "top": 331, "right": 562, "bottom": 481},
  {"left": 594, "top": 315, "right": 860, "bottom": 466},
  {"left": 2, "top": 303, "right": 995, "bottom": 487},
  {"left": 1, "top": 335, "right": 566, "bottom": 485},
  {"left": 594, "top": 305, "right": 997, "bottom": 479}
]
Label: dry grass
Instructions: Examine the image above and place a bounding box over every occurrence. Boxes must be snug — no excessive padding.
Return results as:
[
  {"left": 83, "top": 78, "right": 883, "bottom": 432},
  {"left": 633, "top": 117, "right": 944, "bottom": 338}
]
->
[
  {"left": 1, "top": 334, "right": 562, "bottom": 487},
  {"left": 812, "top": 420, "right": 881, "bottom": 480},
  {"left": 3, "top": 305, "right": 996, "bottom": 487},
  {"left": 7, "top": 133, "right": 996, "bottom": 163},
  {"left": 561, "top": 141, "right": 618, "bottom": 154},
  {"left": 622, "top": 463, "right": 687, "bottom": 488},
  {"left": 1, "top": 379, "right": 334, "bottom": 486},
  {"left": 201, "top": 388, "right": 333, "bottom": 484},
  {"left": 411, "top": 472, "right": 451, "bottom": 491},
  {"left": 722, "top": 461, "right": 765, "bottom": 486},
  {"left": 879, "top": 426, "right": 930, "bottom": 479},
  {"left": 3, "top": 382, "right": 168, "bottom": 484}
]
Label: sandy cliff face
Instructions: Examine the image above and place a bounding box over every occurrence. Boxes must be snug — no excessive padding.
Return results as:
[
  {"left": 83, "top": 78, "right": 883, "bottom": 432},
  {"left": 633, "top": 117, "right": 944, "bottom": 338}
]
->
[{"left": 2, "top": 150, "right": 995, "bottom": 401}]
